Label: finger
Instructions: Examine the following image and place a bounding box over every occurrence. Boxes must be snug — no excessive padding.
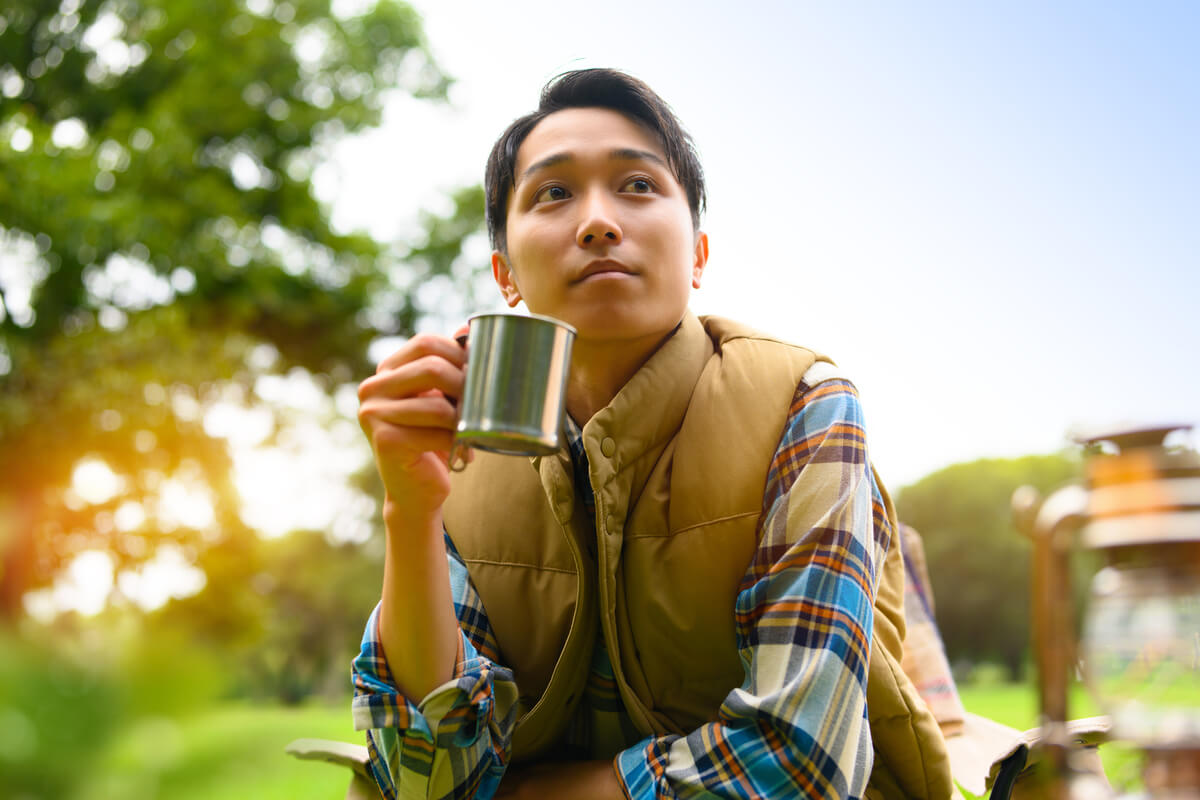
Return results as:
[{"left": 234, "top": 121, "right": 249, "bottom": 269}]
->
[
  {"left": 360, "top": 354, "right": 465, "bottom": 405},
  {"left": 359, "top": 394, "right": 458, "bottom": 432},
  {"left": 376, "top": 332, "right": 466, "bottom": 373}
]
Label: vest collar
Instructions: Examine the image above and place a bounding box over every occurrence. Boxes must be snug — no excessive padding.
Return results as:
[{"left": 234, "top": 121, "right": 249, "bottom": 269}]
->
[
  {"left": 579, "top": 311, "right": 712, "bottom": 503},
  {"left": 528, "top": 312, "right": 710, "bottom": 526}
]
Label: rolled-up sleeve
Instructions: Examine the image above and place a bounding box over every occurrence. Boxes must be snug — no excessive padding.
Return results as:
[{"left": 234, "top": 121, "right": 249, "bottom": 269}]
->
[{"left": 352, "top": 539, "right": 520, "bottom": 800}]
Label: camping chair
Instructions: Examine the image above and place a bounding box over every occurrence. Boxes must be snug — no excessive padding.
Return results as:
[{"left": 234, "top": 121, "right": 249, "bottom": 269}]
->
[{"left": 286, "top": 525, "right": 1110, "bottom": 799}]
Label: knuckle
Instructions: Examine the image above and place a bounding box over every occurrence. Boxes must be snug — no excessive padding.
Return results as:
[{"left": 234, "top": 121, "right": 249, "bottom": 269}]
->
[
  {"left": 416, "top": 353, "right": 454, "bottom": 383},
  {"left": 410, "top": 332, "right": 442, "bottom": 353},
  {"left": 357, "top": 406, "right": 382, "bottom": 435}
]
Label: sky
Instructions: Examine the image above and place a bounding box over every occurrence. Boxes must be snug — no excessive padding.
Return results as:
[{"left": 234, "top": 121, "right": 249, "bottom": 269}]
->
[{"left": 323, "top": 0, "right": 1199, "bottom": 487}]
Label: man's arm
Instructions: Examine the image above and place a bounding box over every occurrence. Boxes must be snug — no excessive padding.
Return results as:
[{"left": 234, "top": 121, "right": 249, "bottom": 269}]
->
[
  {"left": 354, "top": 331, "right": 520, "bottom": 799},
  {"left": 615, "top": 375, "right": 889, "bottom": 799},
  {"left": 357, "top": 332, "right": 468, "bottom": 701},
  {"left": 353, "top": 536, "right": 520, "bottom": 799}
]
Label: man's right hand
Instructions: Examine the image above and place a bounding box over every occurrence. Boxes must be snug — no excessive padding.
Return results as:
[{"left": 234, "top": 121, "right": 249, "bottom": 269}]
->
[{"left": 357, "top": 331, "right": 468, "bottom": 524}]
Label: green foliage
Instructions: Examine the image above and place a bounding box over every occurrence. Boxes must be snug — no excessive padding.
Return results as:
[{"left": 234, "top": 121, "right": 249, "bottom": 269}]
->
[
  {"left": 116, "top": 623, "right": 232, "bottom": 716},
  {"left": 0, "top": 624, "right": 127, "bottom": 798},
  {"left": 1, "top": 5, "right": 475, "bottom": 793},
  {"left": 1, "top": 600, "right": 351, "bottom": 797},
  {"left": 0, "top": 0, "right": 486, "bottom": 619},
  {"left": 148, "top": 528, "right": 381, "bottom": 703},
  {"left": 895, "top": 451, "right": 1083, "bottom": 679}
]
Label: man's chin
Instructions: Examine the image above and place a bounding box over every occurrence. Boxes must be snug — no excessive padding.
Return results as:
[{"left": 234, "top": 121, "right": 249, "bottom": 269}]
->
[{"left": 570, "top": 316, "right": 681, "bottom": 347}]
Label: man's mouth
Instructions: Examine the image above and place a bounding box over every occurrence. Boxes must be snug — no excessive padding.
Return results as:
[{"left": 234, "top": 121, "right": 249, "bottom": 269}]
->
[{"left": 574, "top": 259, "right": 635, "bottom": 283}]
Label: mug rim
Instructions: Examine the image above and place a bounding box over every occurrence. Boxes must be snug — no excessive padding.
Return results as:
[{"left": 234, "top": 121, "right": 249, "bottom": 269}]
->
[{"left": 466, "top": 311, "right": 576, "bottom": 335}]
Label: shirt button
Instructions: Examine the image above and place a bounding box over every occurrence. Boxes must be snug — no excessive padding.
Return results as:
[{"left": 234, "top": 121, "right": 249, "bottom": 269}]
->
[{"left": 600, "top": 437, "right": 616, "bottom": 458}]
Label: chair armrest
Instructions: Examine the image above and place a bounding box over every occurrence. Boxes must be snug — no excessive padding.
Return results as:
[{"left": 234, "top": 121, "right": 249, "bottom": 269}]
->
[
  {"left": 944, "top": 713, "right": 1111, "bottom": 797},
  {"left": 285, "top": 737, "right": 374, "bottom": 782}
]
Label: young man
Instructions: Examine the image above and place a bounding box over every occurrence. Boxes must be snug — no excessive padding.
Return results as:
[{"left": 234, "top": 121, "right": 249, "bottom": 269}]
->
[{"left": 354, "top": 69, "right": 953, "bottom": 799}]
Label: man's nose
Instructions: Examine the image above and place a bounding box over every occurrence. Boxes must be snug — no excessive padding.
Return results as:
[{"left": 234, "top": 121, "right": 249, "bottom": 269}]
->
[{"left": 576, "top": 190, "right": 622, "bottom": 246}]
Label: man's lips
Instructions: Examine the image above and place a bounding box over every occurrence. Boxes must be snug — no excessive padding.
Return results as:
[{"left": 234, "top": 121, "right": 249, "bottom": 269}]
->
[{"left": 573, "top": 259, "right": 635, "bottom": 283}]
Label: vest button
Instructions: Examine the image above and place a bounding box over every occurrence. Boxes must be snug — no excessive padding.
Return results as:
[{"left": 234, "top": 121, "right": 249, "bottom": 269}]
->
[{"left": 600, "top": 437, "right": 616, "bottom": 457}]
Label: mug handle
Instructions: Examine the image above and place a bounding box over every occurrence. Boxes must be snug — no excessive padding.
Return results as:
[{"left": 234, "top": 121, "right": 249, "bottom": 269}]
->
[
  {"left": 447, "top": 328, "right": 472, "bottom": 472},
  {"left": 448, "top": 441, "right": 470, "bottom": 472}
]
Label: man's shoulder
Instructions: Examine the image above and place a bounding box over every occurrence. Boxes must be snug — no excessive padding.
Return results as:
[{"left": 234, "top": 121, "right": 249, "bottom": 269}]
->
[
  {"left": 698, "top": 314, "right": 802, "bottom": 349},
  {"left": 697, "top": 314, "right": 840, "bottom": 382}
]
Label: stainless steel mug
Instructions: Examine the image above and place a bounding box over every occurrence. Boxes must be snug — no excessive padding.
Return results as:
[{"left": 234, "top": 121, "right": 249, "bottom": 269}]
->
[{"left": 450, "top": 312, "right": 575, "bottom": 471}]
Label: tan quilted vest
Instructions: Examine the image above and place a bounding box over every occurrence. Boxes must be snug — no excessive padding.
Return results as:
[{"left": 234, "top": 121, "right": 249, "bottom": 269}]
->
[{"left": 443, "top": 312, "right": 952, "bottom": 798}]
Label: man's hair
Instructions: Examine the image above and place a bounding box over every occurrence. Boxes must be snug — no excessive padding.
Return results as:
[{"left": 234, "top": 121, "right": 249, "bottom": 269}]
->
[{"left": 484, "top": 68, "right": 707, "bottom": 254}]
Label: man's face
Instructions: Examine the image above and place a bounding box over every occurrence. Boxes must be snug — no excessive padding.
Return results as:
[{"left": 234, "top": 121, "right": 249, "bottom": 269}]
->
[{"left": 491, "top": 107, "right": 707, "bottom": 345}]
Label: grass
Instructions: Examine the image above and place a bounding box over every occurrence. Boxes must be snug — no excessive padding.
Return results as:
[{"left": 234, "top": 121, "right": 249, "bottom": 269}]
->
[
  {"left": 958, "top": 680, "right": 1106, "bottom": 727},
  {"left": 77, "top": 700, "right": 361, "bottom": 800},
  {"left": 75, "top": 684, "right": 1146, "bottom": 799}
]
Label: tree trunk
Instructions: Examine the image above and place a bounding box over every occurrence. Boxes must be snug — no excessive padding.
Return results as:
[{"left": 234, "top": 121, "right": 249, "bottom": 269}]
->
[{"left": 0, "top": 489, "right": 35, "bottom": 624}]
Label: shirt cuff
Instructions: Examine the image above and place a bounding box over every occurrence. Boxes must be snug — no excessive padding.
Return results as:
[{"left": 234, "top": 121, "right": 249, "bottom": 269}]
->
[
  {"left": 351, "top": 604, "right": 507, "bottom": 750},
  {"left": 614, "top": 735, "right": 671, "bottom": 799}
]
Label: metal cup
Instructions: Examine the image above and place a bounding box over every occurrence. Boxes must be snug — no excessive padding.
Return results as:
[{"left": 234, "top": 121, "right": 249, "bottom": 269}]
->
[{"left": 449, "top": 312, "right": 575, "bottom": 471}]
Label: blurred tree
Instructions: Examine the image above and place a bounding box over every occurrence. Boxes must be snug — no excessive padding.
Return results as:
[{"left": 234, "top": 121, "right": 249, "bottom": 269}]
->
[
  {"left": 148, "top": 527, "right": 382, "bottom": 704},
  {"left": 894, "top": 452, "right": 1083, "bottom": 680},
  {"left": 0, "top": 0, "right": 486, "bottom": 621}
]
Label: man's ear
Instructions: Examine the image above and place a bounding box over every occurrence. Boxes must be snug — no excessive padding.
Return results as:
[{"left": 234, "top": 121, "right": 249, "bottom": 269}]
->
[
  {"left": 691, "top": 231, "right": 709, "bottom": 289},
  {"left": 491, "top": 250, "right": 523, "bottom": 307}
]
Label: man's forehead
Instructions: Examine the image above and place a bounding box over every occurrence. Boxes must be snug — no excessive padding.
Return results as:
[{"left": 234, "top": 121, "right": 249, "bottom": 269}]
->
[{"left": 514, "top": 107, "right": 667, "bottom": 178}]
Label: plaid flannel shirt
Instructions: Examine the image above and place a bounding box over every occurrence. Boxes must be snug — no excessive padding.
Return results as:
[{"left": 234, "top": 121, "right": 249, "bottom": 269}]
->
[{"left": 353, "top": 367, "right": 891, "bottom": 799}]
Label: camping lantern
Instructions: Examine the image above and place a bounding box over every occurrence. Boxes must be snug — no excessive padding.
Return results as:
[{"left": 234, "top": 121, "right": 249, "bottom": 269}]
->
[{"left": 1013, "top": 423, "right": 1200, "bottom": 798}]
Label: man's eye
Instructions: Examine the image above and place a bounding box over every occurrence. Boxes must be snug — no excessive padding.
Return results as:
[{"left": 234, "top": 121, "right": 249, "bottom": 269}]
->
[
  {"left": 534, "top": 185, "right": 570, "bottom": 203},
  {"left": 621, "top": 177, "right": 653, "bottom": 194}
]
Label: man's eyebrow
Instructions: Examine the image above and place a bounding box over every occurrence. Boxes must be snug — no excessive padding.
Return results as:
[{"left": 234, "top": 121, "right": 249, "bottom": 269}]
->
[
  {"left": 520, "top": 153, "right": 571, "bottom": 183},
  {"left": 519, "top": 148, "right": 669, "bottom": 183},
  {"left": 609, "top": 148, "right": 668, "bottom": 168}
]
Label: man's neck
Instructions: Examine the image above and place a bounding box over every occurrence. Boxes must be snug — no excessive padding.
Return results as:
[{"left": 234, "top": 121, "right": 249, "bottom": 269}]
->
[{"left": 564, "top": 328, "right": 676, "bottom": 424}]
